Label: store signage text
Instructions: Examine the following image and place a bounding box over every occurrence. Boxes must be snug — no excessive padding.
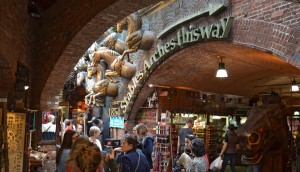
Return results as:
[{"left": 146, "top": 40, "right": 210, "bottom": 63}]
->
[{"left": 120, "top": 16, "right": 234, "bottom": 114}]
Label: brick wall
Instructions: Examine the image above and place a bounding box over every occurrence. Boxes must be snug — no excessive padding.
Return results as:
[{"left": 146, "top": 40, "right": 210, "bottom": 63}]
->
[
  {"left": 231, "top": 0, "right": 300, "bottom": 64},
  {"left": 0, "top": 0, "right": 33, "bottom": 97}
]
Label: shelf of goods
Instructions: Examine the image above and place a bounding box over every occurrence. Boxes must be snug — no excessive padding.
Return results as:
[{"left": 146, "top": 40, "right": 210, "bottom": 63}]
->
[
  {"left": 210, "top": 121, "right": 226, "bottom": 156},
  {"left": 154, "top": 122, "right": 171, "bottom": 172},
  {"left": 205, "top": 125, "right": 218, "bottom": 161},
  {"left": 171, "top": 124, "right": 179, "bottom": 158},
  {"left": 193, "top": 126, "right": 206, "bottom": 140},
  {"left": 136, "top": 108, "right": 157, "bottom": 134}
]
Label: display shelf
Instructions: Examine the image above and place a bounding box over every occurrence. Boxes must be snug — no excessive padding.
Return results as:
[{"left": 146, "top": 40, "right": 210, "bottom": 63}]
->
[
  {"left": 154, "top": 121, "right": 171, "bottom": 172},
  {"left": 205, "top": 125, "right": 218, "bottom": 162}
]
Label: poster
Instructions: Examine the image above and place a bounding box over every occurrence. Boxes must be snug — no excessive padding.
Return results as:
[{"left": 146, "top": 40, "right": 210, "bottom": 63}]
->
[
  {"left": 7, "top": 112, "right": 26, "bottom": 172},
  {"left": 110, "top": 117, "right": 124, "bottom": 128}
]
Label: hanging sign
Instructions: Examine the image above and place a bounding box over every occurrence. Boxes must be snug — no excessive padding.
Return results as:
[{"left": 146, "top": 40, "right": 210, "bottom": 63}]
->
[{"left": 110, "top": 117, "right": 124, "bottom": 128}]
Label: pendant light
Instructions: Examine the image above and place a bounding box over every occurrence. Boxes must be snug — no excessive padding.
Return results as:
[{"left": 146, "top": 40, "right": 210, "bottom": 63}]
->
[
  {"left": 291, "top": 78, "right": 299, "bottom": 92},
  {"left": 216, "top": 56, "right": 228, "bottom": 78}
]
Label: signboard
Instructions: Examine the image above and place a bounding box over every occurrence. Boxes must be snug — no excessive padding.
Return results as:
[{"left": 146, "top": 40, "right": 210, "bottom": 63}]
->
[
  {"left": 110, "top": 117, "right": 124, "bottom": 128},
  {"left": 7, "top": 112, "right": 26, "bottom": 172}
]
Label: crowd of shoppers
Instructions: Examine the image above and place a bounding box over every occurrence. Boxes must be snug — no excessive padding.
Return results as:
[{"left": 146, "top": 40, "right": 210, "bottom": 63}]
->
[{"left": 56, "top": 118, "right": 238, "bottom": 172}]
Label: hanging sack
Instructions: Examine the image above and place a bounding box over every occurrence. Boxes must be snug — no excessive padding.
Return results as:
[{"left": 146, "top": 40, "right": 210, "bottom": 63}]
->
[{"left": 209, "top": 156, "right": 223, "bottom": 171}]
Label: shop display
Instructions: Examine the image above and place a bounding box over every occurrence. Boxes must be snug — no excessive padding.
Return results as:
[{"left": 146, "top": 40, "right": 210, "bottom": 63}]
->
[
  {"left": 193, "top": 126, "right": 205, "bottom": 140},
  {"left": 154, "top": 122, "right": 171, "bottom": 172},
  {"left": 136, "top": 108, "right": 157, "bottom": 134},
  {"left": 171, "top": 124, "right": 179, "bottom": 158},
  {"left": 7, "top": 112, "right": 26, "bottom": 172},
  {"left": 205, "top": 125, "right": 218, "bottom": 161}
]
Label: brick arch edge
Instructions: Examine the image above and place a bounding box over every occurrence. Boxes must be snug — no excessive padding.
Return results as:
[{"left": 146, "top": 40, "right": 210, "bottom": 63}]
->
[
  {"left": 40, "top": 0, "right": 161, "bottom": 110},
  {"left": 126, "top": 18, "right": 300, "bottom": 121}
]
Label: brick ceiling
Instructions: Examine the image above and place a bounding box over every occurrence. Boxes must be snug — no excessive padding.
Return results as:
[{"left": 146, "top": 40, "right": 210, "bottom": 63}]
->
[{"left": 129, "top": 41, "right": 300, "bottom": 117}]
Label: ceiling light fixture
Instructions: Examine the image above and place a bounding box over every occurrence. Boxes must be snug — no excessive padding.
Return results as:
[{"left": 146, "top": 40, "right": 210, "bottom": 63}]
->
[
  {"left": 291, "top": 78, "right": 299, "bottom": 92},
  {"left": 216, "top": 56, "right": 228, "bottom": 78}
]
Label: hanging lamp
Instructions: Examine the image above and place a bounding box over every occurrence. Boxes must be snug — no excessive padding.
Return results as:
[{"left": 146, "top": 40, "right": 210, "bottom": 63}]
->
[
  {"left": 291, "top": 78, "right": 299, "bottom": 92},
  {"left": 216, "top": 56, "right": 228, "bottom": 78}
]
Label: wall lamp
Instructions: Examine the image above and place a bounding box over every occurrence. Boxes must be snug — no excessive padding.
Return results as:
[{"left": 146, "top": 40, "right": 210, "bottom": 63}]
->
[
  {"left": 216, "top": 56, "right": 228, "bottom": 78},
  {"left": 291, "top": 78, "right": 299, "bottom": 92},
  {"left": 148, "top": 84, "right": 170, "bottom": 89}
]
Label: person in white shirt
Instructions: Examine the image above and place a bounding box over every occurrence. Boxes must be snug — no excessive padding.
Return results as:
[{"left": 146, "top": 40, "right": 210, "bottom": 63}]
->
[
  {"left": 42, "top": 114, "right": 56, "bottom": 133},
  {"left": 42, "top": 114, "right": 56, "bottom": 140},
  {"left": 89, "top": 126, "right": 102, "bottom": 151}
]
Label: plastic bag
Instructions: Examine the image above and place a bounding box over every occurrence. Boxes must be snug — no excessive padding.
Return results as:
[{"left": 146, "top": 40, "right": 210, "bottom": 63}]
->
[{"left": 209, "top": 156, "right": 223, "bottom": 171}]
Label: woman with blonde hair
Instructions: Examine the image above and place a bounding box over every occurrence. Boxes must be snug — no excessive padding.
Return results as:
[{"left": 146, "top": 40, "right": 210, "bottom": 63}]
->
[
  {"left": 89, "top": 126, "right": 102, "bottom": 150},
  {"left": 136, "top": 123, "right": 154, "bottom": 169}
]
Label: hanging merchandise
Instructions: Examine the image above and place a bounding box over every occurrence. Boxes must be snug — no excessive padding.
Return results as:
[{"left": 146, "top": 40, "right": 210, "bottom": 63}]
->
[{"left": 154, "top": 122, "right": 171, "bottom": 172}]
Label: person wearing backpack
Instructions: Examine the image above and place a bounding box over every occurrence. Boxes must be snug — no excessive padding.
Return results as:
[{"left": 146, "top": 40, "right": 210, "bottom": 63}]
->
[{"left": 219, "top": 124, "right": 239, "bottom": 172}]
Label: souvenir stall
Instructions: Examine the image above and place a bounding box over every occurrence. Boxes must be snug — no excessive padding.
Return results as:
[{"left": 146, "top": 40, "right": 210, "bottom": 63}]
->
[{"left": 143, "top": 87, "right": 250, "bottom": 171}]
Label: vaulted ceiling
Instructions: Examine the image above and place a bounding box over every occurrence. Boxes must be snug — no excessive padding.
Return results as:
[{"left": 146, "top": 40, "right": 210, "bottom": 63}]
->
[
  {"left": 1, "top": 0, "right": 299, "bottom": 115},
  {"left": 130, "top": 41, "right": 300, "bottom": 117}
]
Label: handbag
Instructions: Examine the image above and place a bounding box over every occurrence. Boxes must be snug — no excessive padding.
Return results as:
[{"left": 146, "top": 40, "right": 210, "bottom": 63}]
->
[
  {"left": 44, "top": 124, "right": 52, "bottom": 132},
  {"left": 134, "top": 151, "right": 141, "bottom": 172}
]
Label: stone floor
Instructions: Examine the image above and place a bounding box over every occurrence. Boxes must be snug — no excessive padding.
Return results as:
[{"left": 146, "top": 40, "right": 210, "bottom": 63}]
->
[{"left": 33, "top": 145, "right": 57, "bottom": 172}]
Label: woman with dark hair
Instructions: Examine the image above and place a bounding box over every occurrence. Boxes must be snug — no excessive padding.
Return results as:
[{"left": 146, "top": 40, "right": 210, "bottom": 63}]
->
[
  {"left": 186, "top": 138, "right": 207, "bottom": 172},
  {"left": 67, "top": 136, "right": 103, "bottom": 172},
  {"left": 120, "top": 134, "right": 150, "bottom": 172},
  {"left": 173, "top": 134, "right": 196, "bottom": 172},
  {"left": 56, "top": 130, "right": 78, "bottom": 172}
]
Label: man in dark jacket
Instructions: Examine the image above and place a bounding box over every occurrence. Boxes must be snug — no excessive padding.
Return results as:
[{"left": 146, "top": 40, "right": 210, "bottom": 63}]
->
[{"left": 219, "top": 124, "right": 239, "bottom": 172}]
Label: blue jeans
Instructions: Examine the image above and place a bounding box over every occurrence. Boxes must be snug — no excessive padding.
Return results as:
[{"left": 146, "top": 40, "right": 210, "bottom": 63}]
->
[{"left": 220, "top": 153, "right": 237, "bottom": 172}]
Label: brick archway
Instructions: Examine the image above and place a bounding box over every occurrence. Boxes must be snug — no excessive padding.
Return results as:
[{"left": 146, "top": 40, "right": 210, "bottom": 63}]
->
[
  {"left": 40, "top": 0, "right": 300, "bottom": 112},
  {"left": 40, "top": 0, "right": 160, "bottom": 109}
]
